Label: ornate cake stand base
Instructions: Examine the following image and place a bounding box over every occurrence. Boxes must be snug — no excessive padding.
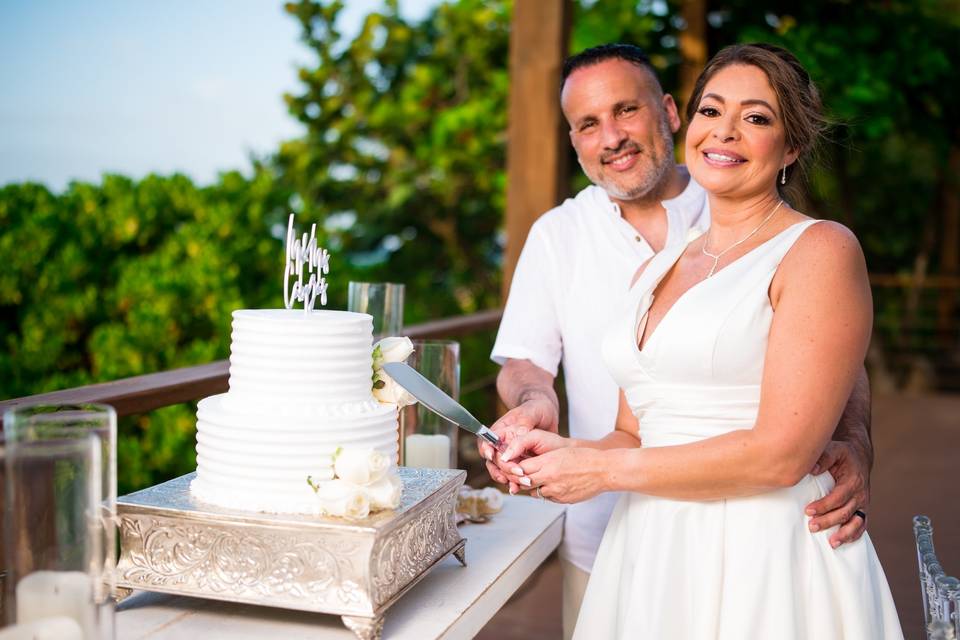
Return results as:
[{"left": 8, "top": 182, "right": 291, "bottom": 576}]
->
[{"left": 115, "top": 468, "right": 466, "bottom": 640}]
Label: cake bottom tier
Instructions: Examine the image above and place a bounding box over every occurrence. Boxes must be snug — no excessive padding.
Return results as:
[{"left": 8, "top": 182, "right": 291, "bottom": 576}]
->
[{"left": 191, "top": 393, "right": 399, "bottom": 513}]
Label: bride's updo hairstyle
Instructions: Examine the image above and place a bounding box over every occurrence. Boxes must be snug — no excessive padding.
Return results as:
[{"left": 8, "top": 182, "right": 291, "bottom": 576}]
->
[{"left": 685, "top": 43, "right": 829, "bottom": 200}]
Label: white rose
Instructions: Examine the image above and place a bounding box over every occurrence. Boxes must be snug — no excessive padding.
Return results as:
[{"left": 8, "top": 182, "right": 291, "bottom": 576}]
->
[
  {"left": 373, "top": 336, "right": 414, "bottom": 367},
  {"left": 317, "top": 479, "right": 371, "bottom": 519},
  {"left": 365, "top": 473, "right": 402, "bottom": 510},
  {"left": 372, "top": 371, "right": 418, "bottom": 407},
  {"left": 335, "top": 448, "right": 391, "bottom": 485}
]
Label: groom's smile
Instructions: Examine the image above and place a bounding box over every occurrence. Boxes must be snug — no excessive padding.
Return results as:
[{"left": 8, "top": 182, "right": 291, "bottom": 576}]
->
[{"left": 561, "top": 58, "right": 681, "bottom": 203}]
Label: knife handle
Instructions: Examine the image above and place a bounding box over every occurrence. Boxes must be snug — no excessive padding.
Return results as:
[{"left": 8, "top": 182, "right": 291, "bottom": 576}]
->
[
  {"left": 477, "top": 427, "right": 502, "bottom": 449},
  {"left": 476, "top": 427, "right": 531, "bottom": 462}
]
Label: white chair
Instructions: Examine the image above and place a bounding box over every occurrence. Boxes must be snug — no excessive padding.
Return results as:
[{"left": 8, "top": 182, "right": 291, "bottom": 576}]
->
[{"left": 914, "top": 515, "right": 960, "bottom": 639}]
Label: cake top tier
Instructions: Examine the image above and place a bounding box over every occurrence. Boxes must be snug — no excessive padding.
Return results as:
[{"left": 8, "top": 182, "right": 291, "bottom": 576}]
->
[
  {"left": 226, "top": 308, "right": 378, "bottom": 406},
  {"left": 232, "top": 308, "right": 370, "bottom": 326}
]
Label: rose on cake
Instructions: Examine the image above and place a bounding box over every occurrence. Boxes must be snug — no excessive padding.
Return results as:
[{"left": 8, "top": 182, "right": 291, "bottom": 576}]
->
[
  {"left": 315, "top": 480, "right": 372, "bottom": 519},
  {"left": 335, "top": 447, "right": 390, "bottom": 485},
  {"left": 307, "top": 447, "right": 402, "bottom": 518},
  {"left": 371, "top": 337, "right": 418, "bottom": 406}
]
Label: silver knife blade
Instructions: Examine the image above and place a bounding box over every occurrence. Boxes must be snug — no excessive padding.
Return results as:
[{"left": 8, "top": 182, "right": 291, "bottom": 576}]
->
[{"left": 382, "top": 362, "right": 502, "bottom": 448}]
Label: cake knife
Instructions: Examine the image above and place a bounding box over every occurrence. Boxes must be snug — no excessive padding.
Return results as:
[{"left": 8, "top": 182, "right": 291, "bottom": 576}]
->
[{"left": 382, "top": 362, "right": 503, "bottom": 449}]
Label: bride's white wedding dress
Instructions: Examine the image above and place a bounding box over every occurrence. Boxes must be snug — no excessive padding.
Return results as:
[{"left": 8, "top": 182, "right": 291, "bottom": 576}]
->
[{"left": 575, "top": 220, "right": 903, "bottom": 639}]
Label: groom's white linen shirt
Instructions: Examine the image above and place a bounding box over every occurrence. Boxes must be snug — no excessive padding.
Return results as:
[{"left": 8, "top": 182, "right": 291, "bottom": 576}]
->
[{"left": 491, "top": 172, "right": 709, "bottom": 573}]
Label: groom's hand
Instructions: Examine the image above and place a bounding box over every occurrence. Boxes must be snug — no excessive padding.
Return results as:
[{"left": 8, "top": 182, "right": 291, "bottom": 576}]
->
[
  {"left": 805, "top": 440, "right": 871, "bottom": 548},
  {"left": 479, "top": 395, "right": 558, "bottom": 492}
]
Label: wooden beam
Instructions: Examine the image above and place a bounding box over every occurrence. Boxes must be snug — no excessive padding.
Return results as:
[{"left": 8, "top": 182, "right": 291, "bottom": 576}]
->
[
  {"left": 677, "top": 0, "right": 707, "bottom": 164},
  {"left": 502, "top": 0, "right": 572, "bottom": 301},
  {"left": 0, "top": 310, "right": 503, "bottom": 424}
]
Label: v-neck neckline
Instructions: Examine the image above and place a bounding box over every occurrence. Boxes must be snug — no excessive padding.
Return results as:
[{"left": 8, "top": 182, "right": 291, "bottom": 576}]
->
[{"left": 634, "top": 220, "right": 811, "bottom": 354}]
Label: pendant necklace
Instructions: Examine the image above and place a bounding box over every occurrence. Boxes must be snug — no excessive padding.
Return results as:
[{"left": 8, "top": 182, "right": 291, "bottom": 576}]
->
[{"left": 701, "top": 199, "right": 784, "bottom": 278}]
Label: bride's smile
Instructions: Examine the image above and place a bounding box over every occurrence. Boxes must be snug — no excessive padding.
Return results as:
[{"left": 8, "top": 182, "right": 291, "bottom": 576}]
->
[{"left": 685, "top": 64, "right": 798, "bottom": 209}]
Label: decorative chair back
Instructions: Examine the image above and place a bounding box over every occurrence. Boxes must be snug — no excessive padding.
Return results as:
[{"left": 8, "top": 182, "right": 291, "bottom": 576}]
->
[{"left": 915, "top": 515, "right": 960, "bottom": 639}]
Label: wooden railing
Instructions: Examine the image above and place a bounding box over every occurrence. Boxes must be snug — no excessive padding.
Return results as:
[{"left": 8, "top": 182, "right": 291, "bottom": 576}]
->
[
  {"left": 869, "top": 275, "right": 960, "bottom": 391},
  {"left": 0, "top": 309, "right": 503, "bottom": 426}
]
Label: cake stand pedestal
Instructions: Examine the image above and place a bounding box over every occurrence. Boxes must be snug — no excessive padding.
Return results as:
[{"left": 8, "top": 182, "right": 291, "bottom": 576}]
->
[{"left": 115, "top": 468, "right": 466, "bottom": 640}]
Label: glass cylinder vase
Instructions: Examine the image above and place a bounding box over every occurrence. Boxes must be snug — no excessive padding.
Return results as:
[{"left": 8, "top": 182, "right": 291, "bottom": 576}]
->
[
  {"left": 3, "top": 403, "right": 117, "bottom": 638},
  {"left": 347, "top": 282, "right": 404, "bottom": 339},
  {"left": 2, "top": 428, "right": 114, "bottom": 639},
  {"left": 400, "top": 340, "right": 460, "bottom": 470}
]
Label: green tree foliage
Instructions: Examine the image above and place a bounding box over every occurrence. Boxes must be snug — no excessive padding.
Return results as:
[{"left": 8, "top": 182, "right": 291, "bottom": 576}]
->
[{"left": 279, "top": 0, "right": 510, "bottom": 319}]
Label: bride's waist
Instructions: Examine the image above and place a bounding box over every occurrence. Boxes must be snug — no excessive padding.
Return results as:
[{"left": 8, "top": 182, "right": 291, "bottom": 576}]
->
[
  {"left": 639, "top": 422, "right": 752, "bottom": 447},
  {"left": 627, "top": 384, "right": 760, "bottom": 447},
  {"left": 626, "top": 472, "right": 836, "bottom": 518}
]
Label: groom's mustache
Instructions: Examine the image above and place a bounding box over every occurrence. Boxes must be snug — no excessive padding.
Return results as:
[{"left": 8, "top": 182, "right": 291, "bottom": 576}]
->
[{"left": 600, "top": 141, "right": 643, "bottom": 164}]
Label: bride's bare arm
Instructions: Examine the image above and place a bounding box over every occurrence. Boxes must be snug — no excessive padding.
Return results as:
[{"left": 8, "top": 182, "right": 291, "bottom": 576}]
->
[{"left": 518, "top": 222, "right": 872, "bottom": 501}]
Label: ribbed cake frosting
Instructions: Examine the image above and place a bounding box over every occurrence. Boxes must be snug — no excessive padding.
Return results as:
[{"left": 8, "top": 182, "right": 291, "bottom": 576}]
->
[{"left": 190, "top": 309, "right": 399, "bottom": 513}]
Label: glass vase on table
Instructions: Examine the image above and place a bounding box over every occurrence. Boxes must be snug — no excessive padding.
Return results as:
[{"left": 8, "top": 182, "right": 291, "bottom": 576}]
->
[
  {"left": 347, "top": 282, "right": 404, "bottom": 339},
  {"left": 1, "top": 420, "right": 115, "bottom": 639},
  {"left": 401, "top": 340, "right": 460, "bottom": 470}
]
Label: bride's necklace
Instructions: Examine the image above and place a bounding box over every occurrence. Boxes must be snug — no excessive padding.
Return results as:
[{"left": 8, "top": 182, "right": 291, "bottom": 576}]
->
[{"left": 701, "top": 199, "right": 784, "bottom": 278}]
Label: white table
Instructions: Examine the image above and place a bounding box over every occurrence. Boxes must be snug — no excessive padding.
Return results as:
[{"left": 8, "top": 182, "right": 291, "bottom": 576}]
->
[{"left": 117, "top": 495, "right": 564, "bottom": 639}]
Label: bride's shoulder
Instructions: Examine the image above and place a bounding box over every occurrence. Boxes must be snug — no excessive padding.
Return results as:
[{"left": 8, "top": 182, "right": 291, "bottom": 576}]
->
[
  {"left": 794, "top": 218, "right": 862, "bottom": 256},
  {"left": 782, "top": 217, "right": 867, "bottom": 279}
]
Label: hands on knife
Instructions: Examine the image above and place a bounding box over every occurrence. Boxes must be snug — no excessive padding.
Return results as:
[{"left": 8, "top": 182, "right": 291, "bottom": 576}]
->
[{"left": 480, "top": 359, "right": 560, "bottom": 494}]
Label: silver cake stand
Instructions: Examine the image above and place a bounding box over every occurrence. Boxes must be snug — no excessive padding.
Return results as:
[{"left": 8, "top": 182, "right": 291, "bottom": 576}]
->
[{"left": 115, "top": 467, "right": 467, "bottom": 640}]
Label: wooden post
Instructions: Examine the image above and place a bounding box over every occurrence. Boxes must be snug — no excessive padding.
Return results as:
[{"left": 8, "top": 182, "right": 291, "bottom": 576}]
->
[
  {"left": 676, "top": 0, "right": 707, "bottom": 163},
  {"left": 502, "top": 0, "right": 572, "bottom": 301}
]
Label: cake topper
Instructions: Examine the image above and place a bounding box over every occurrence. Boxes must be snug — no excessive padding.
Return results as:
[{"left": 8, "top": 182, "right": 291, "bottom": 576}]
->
[{"left": 283, "top": 213, "right": 330, "bottom": 313}]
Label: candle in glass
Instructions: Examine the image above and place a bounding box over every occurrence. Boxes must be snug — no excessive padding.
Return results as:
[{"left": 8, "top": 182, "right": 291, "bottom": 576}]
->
[{"left": 403, "top": 434, "right": 451, "bottom": 469}]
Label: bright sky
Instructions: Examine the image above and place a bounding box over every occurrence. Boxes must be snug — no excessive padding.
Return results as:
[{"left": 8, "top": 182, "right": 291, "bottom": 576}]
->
[{"left": 0, "top": 0, "right": 437, "bottom": 192}]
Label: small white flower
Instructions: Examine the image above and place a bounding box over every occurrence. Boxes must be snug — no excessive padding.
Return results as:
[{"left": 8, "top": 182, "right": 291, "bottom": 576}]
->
[
  {"left": 373, "top": 336, "right": 414, "bottom": 368},
  {"left": 317, "top": 479, "right": 371, "bottom": 519},
  {"left": 365, "top": 473, "right": 402, "bottom": 510},
  {"left": 335, "top": 448, "right": 391, "bottom": 486},
  {"left": 372, "top": 371, "right": 418, "bottom": 407}
]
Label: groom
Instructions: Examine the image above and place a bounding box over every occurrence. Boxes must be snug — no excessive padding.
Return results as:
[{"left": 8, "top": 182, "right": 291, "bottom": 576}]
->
[{"left": 482, "top": 43, "right": 874, "bottom": 640}]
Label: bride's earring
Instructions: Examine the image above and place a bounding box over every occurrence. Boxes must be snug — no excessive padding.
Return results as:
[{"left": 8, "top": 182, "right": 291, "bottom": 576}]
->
[{"left": 781, "top": 163, "right": 787, "bottom": 185}]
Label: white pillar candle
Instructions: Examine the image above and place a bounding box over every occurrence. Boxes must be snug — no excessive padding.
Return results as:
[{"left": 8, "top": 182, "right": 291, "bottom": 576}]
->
[
  {"left": 16, "top": 571, "right": 95, "bottom": 640},
  {"left": 0, "top": 617, "right": 84, "bottom": 640},
  {"left": 404, "top": 434, "right": 451, "bottom": 469}
]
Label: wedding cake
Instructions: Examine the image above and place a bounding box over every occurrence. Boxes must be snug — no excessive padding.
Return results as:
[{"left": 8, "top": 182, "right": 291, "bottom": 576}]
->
[
  {"left": 190, "top": 309, "right": 401, "bottom": 513},
  {"left": 190, "top": 214, "right": 409, "bottom": 516}
]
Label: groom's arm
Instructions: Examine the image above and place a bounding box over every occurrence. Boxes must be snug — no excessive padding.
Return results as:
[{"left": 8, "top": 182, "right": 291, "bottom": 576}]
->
[
  {"left": 805, "top": 366, "right": 873, "bottom": 547},
  {"left": 479, "top": 359, "right": 560, "bottom": 489},
  {"left": 831, "top": 367, "right": 873, "bottom": 469}
]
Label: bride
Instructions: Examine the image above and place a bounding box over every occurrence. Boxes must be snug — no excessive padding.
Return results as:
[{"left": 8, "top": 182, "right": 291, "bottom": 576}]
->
[{"left": 499, "top": 43, "right": 903, "bottom": 639}]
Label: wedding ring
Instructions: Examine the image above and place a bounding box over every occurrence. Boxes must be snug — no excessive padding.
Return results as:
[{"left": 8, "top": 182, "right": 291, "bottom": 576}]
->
[
  {"left": 853, "top": 509, "right": 867, "bottom": 524},
  {"left": 535, "top": 486, "right": 544, "bottom": 500}
]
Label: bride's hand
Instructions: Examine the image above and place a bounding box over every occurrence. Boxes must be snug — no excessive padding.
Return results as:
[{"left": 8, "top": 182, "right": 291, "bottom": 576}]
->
[
  {"left": 517, "top": 446, "right": 608, "bottom": 504},
  {"left": 496, "top": 430, "right": 571, "bottom": 493},
  {"left": 499, "top": 429, "right": 570, "bottom": 462}
]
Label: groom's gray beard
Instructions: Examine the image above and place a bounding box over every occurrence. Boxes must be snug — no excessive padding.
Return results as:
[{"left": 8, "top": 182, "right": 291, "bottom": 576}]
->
[{"left": 581, "top": 115, "right": 676, "bottom": 202}]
